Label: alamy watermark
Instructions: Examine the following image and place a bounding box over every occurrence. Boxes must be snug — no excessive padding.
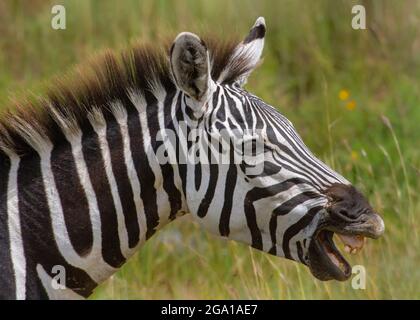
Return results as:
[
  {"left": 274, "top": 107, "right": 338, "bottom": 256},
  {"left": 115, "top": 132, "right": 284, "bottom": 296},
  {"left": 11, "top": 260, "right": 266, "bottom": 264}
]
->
[
  {"left": 50, "top": 4, "right": 367, "bottom": 31},
  {"left": 351, "top": 265, "right": 367, "bottom": 290},
  {"left": 51, "top": 5, "right": 66, "bottom": 30},
  {"left": 352, "top": 5, "right": 366, "bottom": 30},
  {"left": 51, "top": 265, "right": 66, "bottom": 290}
]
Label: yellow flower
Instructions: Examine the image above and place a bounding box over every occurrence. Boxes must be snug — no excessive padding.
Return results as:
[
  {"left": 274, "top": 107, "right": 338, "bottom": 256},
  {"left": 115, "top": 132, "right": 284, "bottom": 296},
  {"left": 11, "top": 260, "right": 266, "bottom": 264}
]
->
[
  {"left": 339, "top": 89, "right": 349, "bottom": 101},
  {"left": 346, "top": 100, "right": 356, "bottom": 110},
  {"left": 351, "top": 150, "right": 359, "bottom": 161}
]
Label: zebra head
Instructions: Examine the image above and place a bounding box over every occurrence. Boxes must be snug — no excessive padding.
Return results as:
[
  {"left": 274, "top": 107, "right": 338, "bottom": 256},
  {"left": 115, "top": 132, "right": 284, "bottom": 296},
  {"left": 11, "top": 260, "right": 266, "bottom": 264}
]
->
[{"left": 169, "top": 17, "right": 385, "bottom": 281}]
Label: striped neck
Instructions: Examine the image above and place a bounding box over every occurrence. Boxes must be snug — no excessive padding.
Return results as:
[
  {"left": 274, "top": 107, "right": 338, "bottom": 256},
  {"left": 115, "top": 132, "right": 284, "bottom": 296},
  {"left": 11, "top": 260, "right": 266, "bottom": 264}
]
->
[{"left": 0, "top": 86, "right": 191, "bottom": 299}]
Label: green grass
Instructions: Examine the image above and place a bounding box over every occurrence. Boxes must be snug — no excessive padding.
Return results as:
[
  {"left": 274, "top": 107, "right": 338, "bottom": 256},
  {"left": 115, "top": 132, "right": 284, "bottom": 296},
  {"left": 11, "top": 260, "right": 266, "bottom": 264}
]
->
[{"left": 0, "top": 0, "right": 419, "bottom": 299}]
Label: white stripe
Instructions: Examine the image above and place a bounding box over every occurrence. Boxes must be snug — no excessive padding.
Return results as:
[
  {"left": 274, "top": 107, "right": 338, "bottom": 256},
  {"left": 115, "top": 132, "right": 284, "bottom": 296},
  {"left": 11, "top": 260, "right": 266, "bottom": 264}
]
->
[
  {"left": 129, "top": 90, "right": 171, "bottom": 231},
  {"left": 15, "top": 119, "right": 117, "bottom": 283},
  {"left": 67, "top": 132, "right": 117, "bottom": 282},
  {"left": 48, "top": 110, "right": 109, "bottom": 273},
  {"left": 155, "top": 87, "right": 175, "bottom": 223},
  {"left": 111, "top": 102, "right": 147, "bottom": 245},
  {"left": 167, "top": 91, "right": 187, "bottom": 211},
  {"left": 6, "top": 154, "right": 26, "bottom": 300},
  {"left": 39, "top": 145, "right": 115, "bottom": 283},
  {"left": 88, "top": 109, "right": 132, "bottom": 257},
  {"left": 225, "top": 89, "right": 247, "bottom": 128},
  {"left": 265, "top": 110, "right": 346, "bottom": 184}
]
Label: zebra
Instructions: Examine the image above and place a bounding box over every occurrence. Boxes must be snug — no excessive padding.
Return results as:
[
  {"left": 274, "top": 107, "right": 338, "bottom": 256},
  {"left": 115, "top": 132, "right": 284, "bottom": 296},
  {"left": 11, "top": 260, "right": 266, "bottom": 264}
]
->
[{"left": 0, "top": 17, "right": 384, "bottom": 300}]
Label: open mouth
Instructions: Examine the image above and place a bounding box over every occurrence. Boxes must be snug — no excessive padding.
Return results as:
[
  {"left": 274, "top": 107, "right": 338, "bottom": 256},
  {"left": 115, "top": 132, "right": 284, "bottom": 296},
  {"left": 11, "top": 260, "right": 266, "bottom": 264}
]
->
[
  {"left": 308, "top": 184, "right": 385, "bottom": 281},
  {"left": 308, "top": 212, "right": 385, "bottom": 281},
  {"left": 311, "top": 230, "right": 365, "bottom": 281}
]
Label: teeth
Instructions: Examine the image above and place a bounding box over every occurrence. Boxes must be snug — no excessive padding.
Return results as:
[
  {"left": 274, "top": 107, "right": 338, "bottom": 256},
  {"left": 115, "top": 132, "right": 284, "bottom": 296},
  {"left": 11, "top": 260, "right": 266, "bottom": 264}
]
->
[
  {"left": 350, "top": 248, "right": 359, "bottom": 255},
  {"left": 342, "top": 244, "right": 362, "bottom": 254},
  {"left": 337, "top": 234, "right": 365, "bottom": 252},
  {"left": 343, "top": 244, "right": 361, "bottom": 254}
]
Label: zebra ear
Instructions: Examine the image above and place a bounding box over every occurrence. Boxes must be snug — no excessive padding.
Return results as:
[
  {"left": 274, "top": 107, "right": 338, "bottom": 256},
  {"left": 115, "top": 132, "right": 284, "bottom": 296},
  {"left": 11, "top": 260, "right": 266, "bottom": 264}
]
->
[
  {"left": 170, "top": 32, "right": 213, "bottom": 103},
  {"left": 218, "top": 17, "right": 266, "bottom": 86}
]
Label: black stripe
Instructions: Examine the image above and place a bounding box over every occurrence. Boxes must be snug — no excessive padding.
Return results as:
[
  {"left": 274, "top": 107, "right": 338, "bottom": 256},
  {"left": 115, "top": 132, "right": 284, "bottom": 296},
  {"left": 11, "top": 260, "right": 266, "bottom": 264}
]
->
[
  {"left": 124, "top": 98, "right": 159, "bottom": 240},
  {"left": 196, "top": 130, "right": 219, "bottom": 218},
  {"left": 259, "top": 102, "right": 340, "bottom": 184},
  {"left": 247, "top": 178, "right": 310, "bottom": 202},
  {"left": 244, "top": 193, "right": 263, "bottom": 250},
  {"left": 275, "top": 157, "right": 323, "bottom": 190},
  {"left": 249, "top": 97, "right": 265, "bottom": 129},
  {"left": 225, "top": 92, "right": 245, "bottom": 127},
  {"left": 194, "top": 160, "right": 202, "bottom": 191},
  {"left": 0, "top": 154, "right": 15, "bottom": 299},
  {"left": 51, "top": 139, "right": 93, "bottom": 256},
  {"left": 272, "top": 191, "right": 320, "bottom": 216},
  {"left": 241, "top": 160, "right": 282, "bottom": 178},
  {"left": 259, "top": 111, "right": 325, "bottom": 189},
  {"left": 146, "top": 93, "right": 183, "bottom": 221},
  {"left": 216, "top": 104, "right": 226, "bottom": 122},
  {"left": 82, "top": 124, "right": 125, "bottom": 267},
  {"left": 245, "top": 179, "right": 314, "bottom": 254},
  {"left": 106, "top": 115, "right": 140, "bottom": 248},
  {"left": 219, "top": 141, "right": 237, "bottom": 236},
  {"left": 296, "top": 241, "right": 306, "bottom": 264},
  {"left": 208, "top": 86, "right": 221, "bottom": 126},
  {"left": 197, "top": 164, "right": 218, "bottom": 218},
  {"left": 175, "top": 95, "right": 188, "bottom": 198},
  {"left": 18, "top": 152, "right": 96, "bottom": 298},
  {"left": 282, "top": 206, "right": 322, "bottom": 260},
  {"left": 162, "top": 90, "right": 183, "bottom": 219},
  {"left": 225, "top": 89, "right": 250, "bottom": 130},
  {"left": 242, "top": 180, "right": 304, "bottom": 250}
]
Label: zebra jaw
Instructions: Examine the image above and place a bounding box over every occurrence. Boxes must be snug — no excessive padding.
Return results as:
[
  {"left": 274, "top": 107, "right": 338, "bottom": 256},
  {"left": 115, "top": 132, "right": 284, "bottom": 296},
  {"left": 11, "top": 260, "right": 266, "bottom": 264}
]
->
[
  {"left": 308, "top": 216, "right": 384, "bottom": 281},
  {"left": 305, "top": 183, "right": 385, "bottom": 281},
  {"left": 309, "top": 230, "right": 353, "bottom": 281}
]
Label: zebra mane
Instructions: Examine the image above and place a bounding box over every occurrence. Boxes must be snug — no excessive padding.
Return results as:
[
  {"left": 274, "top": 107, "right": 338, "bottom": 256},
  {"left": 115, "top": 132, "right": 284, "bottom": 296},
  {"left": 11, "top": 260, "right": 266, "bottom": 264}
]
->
[{"left": 0, "top": 35, "right": 248, "bottom": 157}]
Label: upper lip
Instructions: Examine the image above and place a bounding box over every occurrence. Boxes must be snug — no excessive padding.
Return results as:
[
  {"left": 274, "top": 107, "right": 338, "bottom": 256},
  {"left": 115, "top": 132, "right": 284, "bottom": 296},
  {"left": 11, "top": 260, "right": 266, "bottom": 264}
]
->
[{"left": 327, "top": 212, "right": 385, "bottom": 239}]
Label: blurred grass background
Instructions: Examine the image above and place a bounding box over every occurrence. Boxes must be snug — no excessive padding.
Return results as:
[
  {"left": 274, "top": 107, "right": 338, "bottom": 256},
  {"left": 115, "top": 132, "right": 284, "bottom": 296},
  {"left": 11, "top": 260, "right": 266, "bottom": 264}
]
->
[{"left": 0, "top": 0, "right": 418, "bottom": 299}]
